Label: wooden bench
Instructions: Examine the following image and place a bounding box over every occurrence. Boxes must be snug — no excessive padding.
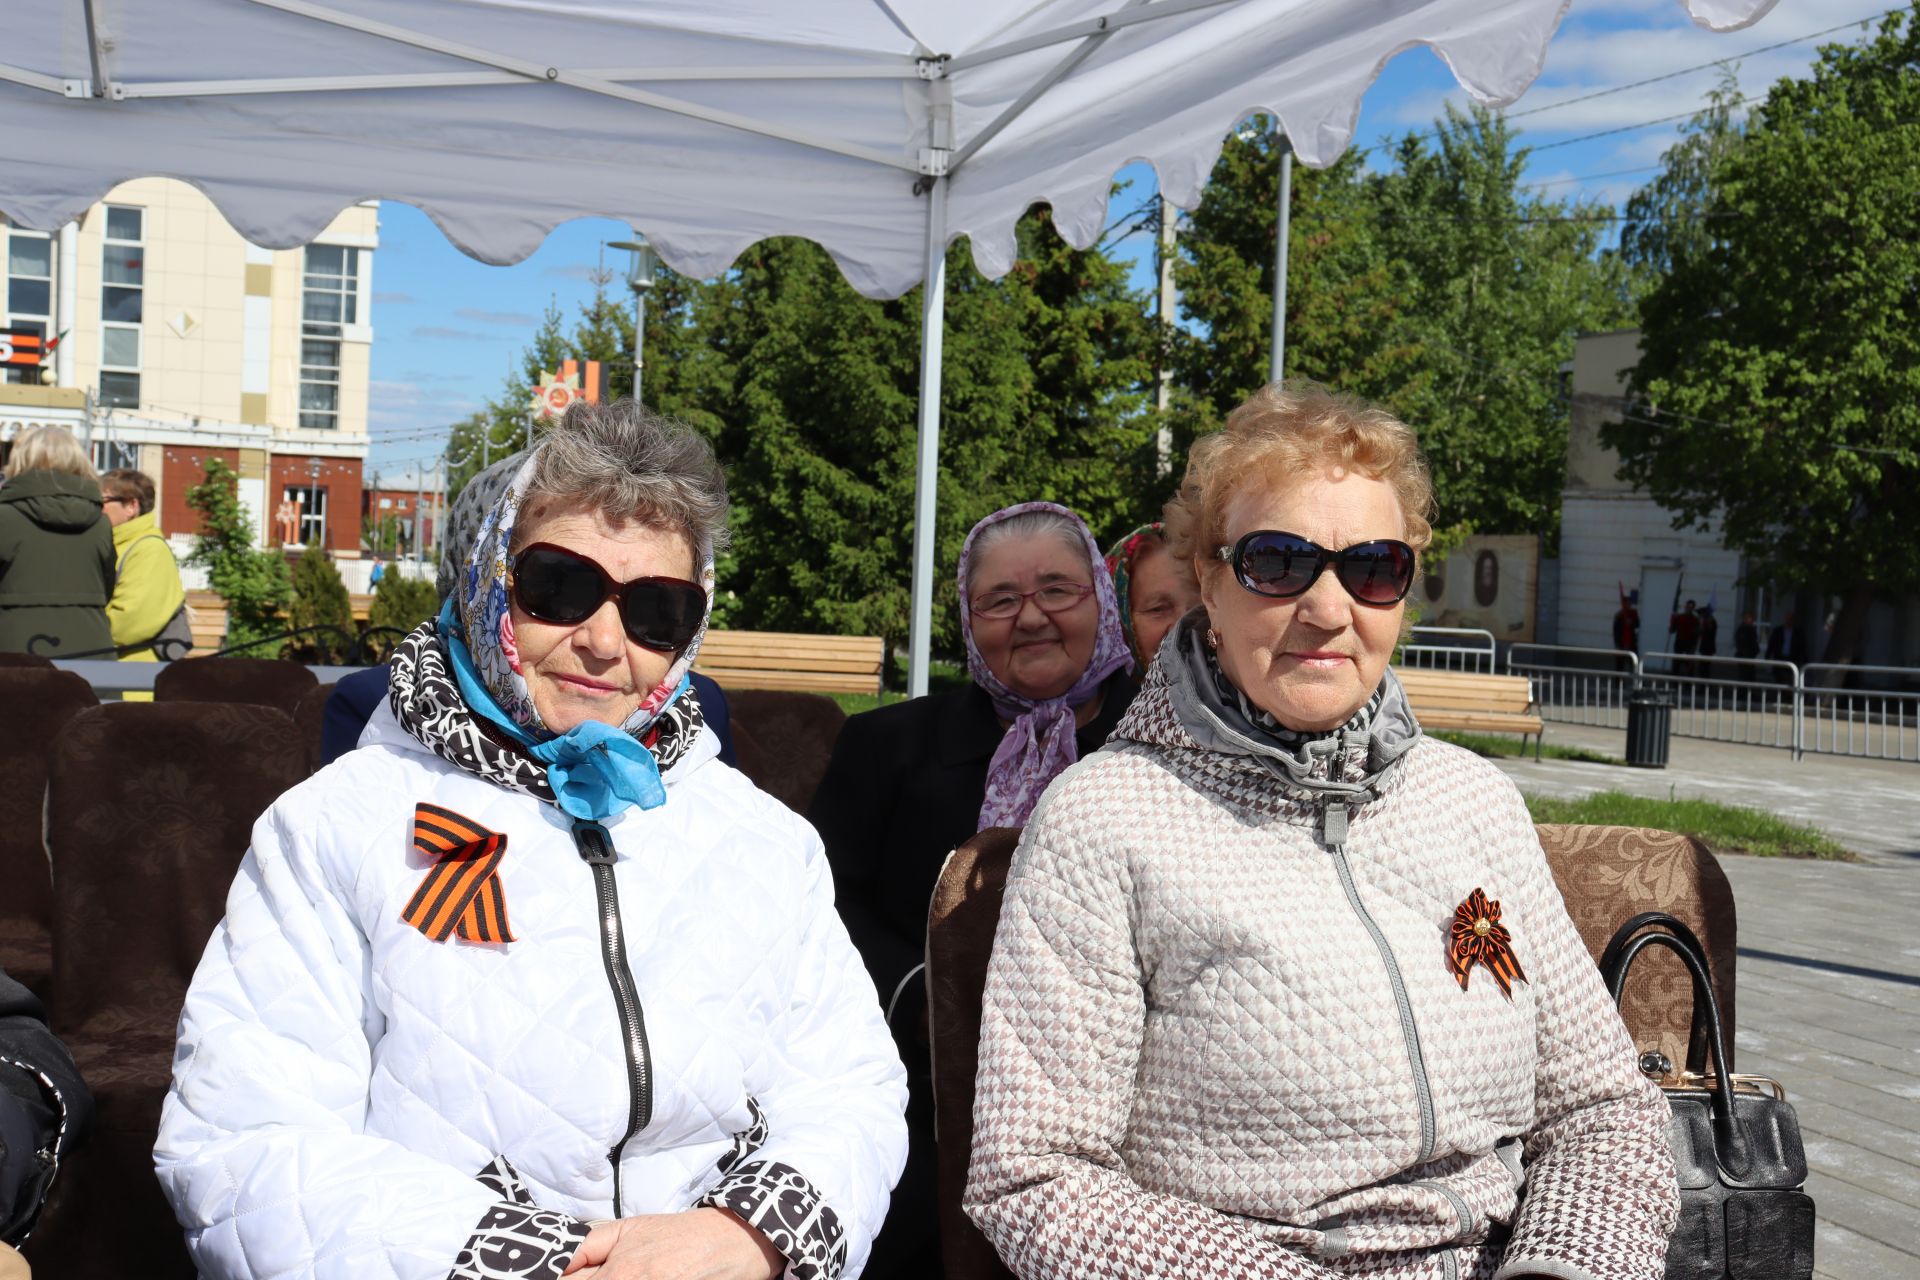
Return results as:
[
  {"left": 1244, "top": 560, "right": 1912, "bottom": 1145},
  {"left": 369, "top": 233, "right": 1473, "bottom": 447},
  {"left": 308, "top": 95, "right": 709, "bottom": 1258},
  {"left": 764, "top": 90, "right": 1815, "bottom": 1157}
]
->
[
  {"left": 694, "top": 629, "right": 884, "bottom": 695},
  {"left": 1395, "top": 668, "right": 1545, "bottom": 757},
  {"left": 185, "top": 590, "right": 228, "bottom": 656}
]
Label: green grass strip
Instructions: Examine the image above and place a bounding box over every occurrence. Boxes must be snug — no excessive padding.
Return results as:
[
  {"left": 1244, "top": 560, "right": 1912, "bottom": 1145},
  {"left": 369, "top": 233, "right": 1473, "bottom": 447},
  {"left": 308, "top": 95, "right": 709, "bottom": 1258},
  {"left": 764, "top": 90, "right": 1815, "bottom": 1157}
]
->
[
  {"left": 1430, "top": 729, "right": 1621, "bottom": 765},
  {"left": 1524, "top": 790, "right": 1856, "bottom": 861}
]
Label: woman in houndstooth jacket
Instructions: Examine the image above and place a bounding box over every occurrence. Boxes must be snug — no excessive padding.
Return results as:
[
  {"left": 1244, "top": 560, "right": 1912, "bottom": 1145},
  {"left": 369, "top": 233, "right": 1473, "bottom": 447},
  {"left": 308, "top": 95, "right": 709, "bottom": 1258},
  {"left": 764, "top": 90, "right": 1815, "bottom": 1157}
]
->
[{"left": 965, "top": 383, "right": 1678, "bottom": 1280}]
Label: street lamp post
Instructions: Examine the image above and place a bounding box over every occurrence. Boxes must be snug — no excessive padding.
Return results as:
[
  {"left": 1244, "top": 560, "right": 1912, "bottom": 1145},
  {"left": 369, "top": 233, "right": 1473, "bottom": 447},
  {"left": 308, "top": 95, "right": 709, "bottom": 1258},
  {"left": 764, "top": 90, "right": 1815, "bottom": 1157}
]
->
[
  {"left": 607, "top": 233, "right": 658, "bottom": 404},
  {"left": 306, "top": 454, "right": 324, "bottom": 550}
]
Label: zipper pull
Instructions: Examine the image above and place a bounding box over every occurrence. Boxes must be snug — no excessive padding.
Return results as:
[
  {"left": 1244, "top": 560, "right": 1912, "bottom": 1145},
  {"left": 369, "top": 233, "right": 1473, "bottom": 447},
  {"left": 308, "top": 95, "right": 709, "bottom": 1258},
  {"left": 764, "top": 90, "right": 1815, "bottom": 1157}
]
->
[
  {"left": 571, "top": 818, "right": 616, "bottom": 866},
  {"left": 1321, "top": 801, "right": 1349, "bottom": 847}
]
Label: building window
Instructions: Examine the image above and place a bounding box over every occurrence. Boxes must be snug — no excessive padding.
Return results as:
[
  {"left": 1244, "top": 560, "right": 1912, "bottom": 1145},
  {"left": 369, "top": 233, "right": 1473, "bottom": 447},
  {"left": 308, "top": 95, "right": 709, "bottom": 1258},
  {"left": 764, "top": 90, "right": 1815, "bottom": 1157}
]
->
[
  {"left": 4, "top": 229, "right": 54, "bottom": 386},
  {"left": 101, "top": 205, "right": 143, "bottom": 409},
  {"left": 282, "top": 484, "right": 328, "bottom": 546},
  {"left": 300, "top": 246, "right": 358, "bottom": 430},
  {"left": 90, "top": 440, "right": 138, "bottom": 473}
]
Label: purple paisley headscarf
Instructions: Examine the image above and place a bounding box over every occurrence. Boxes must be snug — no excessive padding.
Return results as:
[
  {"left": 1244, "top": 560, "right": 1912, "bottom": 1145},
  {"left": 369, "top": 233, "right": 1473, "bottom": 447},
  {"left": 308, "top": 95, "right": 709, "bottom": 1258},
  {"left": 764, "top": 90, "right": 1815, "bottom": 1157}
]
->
[{"left": 958, "top": 501, "right": 1132, "bottom": 830}]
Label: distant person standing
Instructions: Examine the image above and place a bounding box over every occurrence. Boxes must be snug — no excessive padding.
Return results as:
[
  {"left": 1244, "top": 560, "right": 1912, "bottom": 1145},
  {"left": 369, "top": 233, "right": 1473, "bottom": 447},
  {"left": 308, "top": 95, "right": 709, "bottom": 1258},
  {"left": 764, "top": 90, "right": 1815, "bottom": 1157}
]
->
[
  {"left": 1612, "top": 586, "right": 1640, "bottom": 653},
  {"left": 101, "top": 468, "right": 189, "bottom": 661},
  {"left": 0, "top": 427, "right": 114, "bottom": 658},
  {"left": 1734, "top": 610, "right": 1761, "bottom": 660},
  {"left": 1670, "top": 598, "right": 1701, "bottom": 655},
  {"left": 368, "top": 555, "right": 386, "bottom": 587},
  {"left": 1765, "top": 609, "right": 1801, "bottom": 662},
  {"left": 1698, "top": 604, "right": 1718, "bottom": 658}
]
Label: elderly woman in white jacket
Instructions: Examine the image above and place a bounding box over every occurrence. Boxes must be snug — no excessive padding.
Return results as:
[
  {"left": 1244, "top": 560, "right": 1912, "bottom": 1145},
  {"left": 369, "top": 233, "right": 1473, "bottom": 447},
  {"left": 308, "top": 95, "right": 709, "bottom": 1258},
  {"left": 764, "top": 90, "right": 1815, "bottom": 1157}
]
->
[{"left": 155, "top": 400, "right": 907, "bottom": 1280}]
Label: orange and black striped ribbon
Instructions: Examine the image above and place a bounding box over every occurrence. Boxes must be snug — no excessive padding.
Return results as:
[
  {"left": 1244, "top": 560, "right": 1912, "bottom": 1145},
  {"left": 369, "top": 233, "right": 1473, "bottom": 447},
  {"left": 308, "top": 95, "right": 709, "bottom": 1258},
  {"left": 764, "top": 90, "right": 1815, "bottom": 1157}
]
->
[
  {"left": 401, "top": 803, "right": 514, "bottom": 943},
  {"left": 1446, "top": 886, "right": 1527, "bottom": 998}
]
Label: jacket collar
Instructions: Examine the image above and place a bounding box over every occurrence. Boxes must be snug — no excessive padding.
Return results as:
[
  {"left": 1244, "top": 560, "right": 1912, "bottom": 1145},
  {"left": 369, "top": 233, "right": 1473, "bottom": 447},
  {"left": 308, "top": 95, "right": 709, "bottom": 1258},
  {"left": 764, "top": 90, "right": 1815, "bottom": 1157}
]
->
[
  {"left": 1114, "top": 613, "right": 1421, "bottom": 808},
  {"left": 111, "top": 510, "right": 158, "bottom": 550}
]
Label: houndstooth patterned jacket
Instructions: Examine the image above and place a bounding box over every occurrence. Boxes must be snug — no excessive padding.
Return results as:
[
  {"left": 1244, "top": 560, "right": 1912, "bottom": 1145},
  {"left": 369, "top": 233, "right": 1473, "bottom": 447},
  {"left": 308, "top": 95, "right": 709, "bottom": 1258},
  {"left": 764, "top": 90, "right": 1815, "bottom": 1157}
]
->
[{"left": 964, "top": 628, "right": 1678, "bottom": 1280}]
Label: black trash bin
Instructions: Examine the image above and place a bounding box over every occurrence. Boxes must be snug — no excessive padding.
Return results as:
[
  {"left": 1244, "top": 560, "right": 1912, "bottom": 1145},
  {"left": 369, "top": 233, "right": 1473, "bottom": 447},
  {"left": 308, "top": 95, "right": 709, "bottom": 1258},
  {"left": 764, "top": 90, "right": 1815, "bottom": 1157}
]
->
[{"left": 1625, "top": 690, "right": 1673, "bottom": 768}]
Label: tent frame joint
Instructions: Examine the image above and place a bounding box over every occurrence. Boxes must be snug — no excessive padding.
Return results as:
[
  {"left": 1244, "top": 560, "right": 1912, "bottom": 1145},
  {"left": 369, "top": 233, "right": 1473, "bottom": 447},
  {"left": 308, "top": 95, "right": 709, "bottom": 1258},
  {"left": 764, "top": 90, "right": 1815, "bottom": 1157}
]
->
[{"left": 915, "top": 55, "right": 950, "bottom": 81}]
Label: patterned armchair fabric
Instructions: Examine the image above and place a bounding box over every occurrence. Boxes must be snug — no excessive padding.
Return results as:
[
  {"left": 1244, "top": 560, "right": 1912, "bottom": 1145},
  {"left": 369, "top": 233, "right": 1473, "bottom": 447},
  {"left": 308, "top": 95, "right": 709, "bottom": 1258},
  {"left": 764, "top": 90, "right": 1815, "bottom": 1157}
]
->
[
  {"left": 728, "top": 689, "right": 847, "bottom": 815},
  {"left": 925, "top": 823, "right": 1737, "bottom": 1280},
  {"left": 32, "top": 702, "right": 310, "bottom": 1280},
  {"left": 0, "top": 669, "right": 98, "bottom": 1002},
  {"left": 152, "top": 655, "right": 318, "bottom": 713},
  {"left": 294, "top": 680, "right": 337, "bottom": 775},
  {"left": 1535, "top": 823, "right": 1737, "bottom": 1075}
]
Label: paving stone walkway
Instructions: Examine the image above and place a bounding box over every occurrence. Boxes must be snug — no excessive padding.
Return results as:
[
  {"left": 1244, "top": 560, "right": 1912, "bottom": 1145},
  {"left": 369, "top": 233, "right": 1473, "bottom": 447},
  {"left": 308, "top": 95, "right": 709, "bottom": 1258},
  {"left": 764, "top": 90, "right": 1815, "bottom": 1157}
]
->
[{"left": 1491, "top": 729, "right": 1920, "bottom": 1277}]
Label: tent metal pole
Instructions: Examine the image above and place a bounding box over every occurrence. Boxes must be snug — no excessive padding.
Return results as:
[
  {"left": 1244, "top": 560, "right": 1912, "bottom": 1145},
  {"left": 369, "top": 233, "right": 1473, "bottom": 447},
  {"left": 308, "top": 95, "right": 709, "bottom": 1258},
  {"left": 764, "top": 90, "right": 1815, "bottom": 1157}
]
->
[
  {"left": 1269, "top": 136, "right": 1292, "bottom": 383},
  {"left": 946, "top": 0, "right": 1240, "bottom": 73},
  {"left": 119, "top": 63, "right": 922, "bottom": 100},
  {"left": 908, "top": 175, "right": 949, "bottom": 700}
]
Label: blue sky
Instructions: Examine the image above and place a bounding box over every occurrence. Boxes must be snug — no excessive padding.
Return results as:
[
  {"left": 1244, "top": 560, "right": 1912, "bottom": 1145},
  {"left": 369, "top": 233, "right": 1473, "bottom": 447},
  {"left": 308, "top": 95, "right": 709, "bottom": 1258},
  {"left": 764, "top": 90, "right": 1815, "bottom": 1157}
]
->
[{"left": 364, "top": 0, "right": 1900, "bottom": 478}]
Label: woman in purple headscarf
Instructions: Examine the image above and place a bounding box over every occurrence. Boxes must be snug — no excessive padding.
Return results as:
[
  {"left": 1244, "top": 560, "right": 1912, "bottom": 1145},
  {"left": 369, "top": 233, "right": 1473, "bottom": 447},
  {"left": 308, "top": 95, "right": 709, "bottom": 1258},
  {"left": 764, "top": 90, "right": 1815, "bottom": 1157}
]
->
[{"left": 807, "top": 501, "right": 1134, "bottom": 1275}]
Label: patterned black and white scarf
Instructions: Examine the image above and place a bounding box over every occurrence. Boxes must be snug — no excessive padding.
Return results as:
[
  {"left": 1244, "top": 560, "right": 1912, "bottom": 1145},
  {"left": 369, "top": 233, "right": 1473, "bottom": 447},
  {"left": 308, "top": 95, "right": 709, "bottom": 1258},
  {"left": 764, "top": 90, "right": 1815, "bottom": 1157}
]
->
[{"left": 386, "top": 619, "right": 708, "bottom": 805}]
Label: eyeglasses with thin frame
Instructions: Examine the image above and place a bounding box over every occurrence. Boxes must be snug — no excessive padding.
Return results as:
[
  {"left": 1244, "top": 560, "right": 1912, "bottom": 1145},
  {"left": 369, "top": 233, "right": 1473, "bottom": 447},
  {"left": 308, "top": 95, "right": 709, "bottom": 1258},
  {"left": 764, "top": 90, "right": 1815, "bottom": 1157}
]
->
[
  {"left": 509, "top": 541, "right": 707, "bottom": 652},
  {"left": 968, "top": 580, "right": 1094, "bottom": 620},
  {"left": 1214, "top": 529, "right": 1415, "bottom": 606}
]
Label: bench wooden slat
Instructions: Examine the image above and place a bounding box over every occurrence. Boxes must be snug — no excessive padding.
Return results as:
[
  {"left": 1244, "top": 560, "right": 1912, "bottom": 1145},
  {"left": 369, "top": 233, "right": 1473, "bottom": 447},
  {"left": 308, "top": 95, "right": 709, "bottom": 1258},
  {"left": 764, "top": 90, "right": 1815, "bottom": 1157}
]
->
[
  {"left": 695, "top": 667, "right": 879, "bottom": 694},
  {"left": 694, "top": 654, "right": 882, "bottom": 676}
]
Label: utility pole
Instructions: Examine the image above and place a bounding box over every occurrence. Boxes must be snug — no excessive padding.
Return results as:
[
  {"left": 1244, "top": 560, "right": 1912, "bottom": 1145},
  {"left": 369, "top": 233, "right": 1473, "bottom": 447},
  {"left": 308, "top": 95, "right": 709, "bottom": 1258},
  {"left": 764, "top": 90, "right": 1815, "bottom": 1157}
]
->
[
  {"left": 413, "top": 466, "right": 425, "bottom": 569},
  {"left": 1155, "top": 194, "right": 1176, "bottom": 476},
  {"left": 1269, "top": 133, "right": 1293, "bottom": 384}
]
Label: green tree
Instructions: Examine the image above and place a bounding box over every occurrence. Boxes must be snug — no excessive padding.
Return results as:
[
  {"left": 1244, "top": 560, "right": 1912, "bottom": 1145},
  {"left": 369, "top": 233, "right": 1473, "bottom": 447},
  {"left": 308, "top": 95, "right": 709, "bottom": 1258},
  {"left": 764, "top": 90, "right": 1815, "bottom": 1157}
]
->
[
  {"left": 1173, "top": 107, "right": 1630, "bottom": 549},
  {"left": 1617, "top": 73, "right": 1745, "bottom": 287},
  {"left": 286, "top": 542, "right": 354, "bottom": 663},
  {"left": 366, "top": 569, "right": 439, "bottom": 660},
  {"left": 680, "top": 213, "right": 1154, "bottom": 656},
  {"left": 1617, "top": 9, "right": 1920, "bottom": 665},
  {"left": 184, "top": 459, "right": 291, "bottom": 653}
]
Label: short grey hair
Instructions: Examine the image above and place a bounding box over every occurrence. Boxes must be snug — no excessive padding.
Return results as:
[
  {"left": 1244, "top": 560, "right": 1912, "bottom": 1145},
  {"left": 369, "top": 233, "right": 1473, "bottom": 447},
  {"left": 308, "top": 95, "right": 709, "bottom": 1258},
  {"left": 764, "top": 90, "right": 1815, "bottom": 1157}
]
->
[
  {"left": 515, "top": 399, "right": 730, "bottom": 563},
  {"left": 965, "top": 509, "right": 1090, "bottom": 592}
]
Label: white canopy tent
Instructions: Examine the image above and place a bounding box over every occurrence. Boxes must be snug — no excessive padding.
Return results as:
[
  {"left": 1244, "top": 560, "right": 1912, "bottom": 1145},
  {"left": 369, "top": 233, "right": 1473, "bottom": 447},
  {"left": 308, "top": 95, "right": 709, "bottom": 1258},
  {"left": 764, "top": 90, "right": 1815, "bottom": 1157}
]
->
[{"left": 1, "top": 0, "right": 1775, "bottom": 693}]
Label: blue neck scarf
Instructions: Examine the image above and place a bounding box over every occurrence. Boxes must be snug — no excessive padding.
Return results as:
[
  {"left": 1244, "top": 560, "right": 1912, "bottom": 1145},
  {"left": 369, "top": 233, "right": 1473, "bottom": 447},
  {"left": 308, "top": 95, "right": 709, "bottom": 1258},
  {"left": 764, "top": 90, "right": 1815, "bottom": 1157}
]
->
[{"left": 439, "top": 600, "right": 674, "bottom": 821}]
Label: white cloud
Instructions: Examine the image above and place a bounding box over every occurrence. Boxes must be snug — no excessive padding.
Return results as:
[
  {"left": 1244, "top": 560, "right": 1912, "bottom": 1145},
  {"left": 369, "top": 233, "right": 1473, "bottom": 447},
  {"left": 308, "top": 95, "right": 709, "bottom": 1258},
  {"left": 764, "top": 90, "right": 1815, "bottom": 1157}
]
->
[{"left": 454, "top": 307, "right": 537, "bottom": 327}]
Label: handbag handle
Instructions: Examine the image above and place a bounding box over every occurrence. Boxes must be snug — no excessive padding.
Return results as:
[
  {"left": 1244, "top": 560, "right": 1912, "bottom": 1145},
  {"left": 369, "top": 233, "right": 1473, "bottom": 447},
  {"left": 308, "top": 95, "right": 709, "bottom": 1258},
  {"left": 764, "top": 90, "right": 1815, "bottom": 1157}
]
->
[
  {"left": 1600, "top": 912, "right": 1751, "bottom": 1177},
  {"left": 1598, "top": 911, "right": 1714, "bottom": 1075}
]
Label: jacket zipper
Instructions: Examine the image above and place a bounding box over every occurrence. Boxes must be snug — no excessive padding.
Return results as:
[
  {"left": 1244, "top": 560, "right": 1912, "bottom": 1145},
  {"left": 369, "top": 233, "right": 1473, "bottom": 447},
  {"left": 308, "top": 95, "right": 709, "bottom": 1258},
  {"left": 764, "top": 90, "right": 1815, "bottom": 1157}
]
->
[
  {"left": 1323, "top": 802, "right": 1438, "bottom": 1164},
  {"left": 571, "top": 818, "right": 653, "bottom": 1218}
]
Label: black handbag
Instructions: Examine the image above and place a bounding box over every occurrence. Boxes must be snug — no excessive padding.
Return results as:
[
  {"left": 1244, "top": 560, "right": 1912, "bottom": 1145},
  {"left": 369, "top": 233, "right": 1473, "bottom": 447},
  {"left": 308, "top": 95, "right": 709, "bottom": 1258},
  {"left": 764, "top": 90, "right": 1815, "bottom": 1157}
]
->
[{"left": 1599, "top": 912, "right": 1815, "bottom": 1280}]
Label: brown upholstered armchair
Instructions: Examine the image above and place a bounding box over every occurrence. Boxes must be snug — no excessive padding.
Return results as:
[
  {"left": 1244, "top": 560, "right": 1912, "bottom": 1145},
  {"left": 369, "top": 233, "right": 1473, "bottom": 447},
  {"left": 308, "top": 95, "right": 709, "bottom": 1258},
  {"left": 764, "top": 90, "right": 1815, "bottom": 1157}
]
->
[
  {"left": 30, "top": 702, "right": 311, "bottom": 1280},
  {"left": 153, "top": 655, "right": 318, "bottom": 713},
  {"left": 925, "top": 823, "right": 1738, "bottom": 1280},
  {"left": 0, "top": 669, "right": 99, "bottom": 1002},
  {"left": 727, "top": 689, "right": 847, "bottom": 814},
  {"left": 1535, "top": 823, "right": 1736, "bottom": 1073}
]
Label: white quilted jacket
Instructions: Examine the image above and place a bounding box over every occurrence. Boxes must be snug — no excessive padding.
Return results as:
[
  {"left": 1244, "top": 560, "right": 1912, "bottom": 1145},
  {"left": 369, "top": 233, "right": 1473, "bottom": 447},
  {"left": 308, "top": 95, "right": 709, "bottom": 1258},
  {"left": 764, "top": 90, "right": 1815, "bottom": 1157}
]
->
[
  {"left": 154, "top": 701, "right": 908, "bottom": 1280},
  {"left": 966, "top": 628, "right": 1678, "bottom": 1280}
]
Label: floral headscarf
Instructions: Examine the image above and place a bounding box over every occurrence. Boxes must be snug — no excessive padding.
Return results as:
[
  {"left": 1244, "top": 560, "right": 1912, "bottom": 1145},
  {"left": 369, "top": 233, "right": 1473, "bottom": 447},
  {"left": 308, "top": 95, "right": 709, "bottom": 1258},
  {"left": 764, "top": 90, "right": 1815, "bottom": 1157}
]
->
[
  {"left": 958, "top": 502, "right": 1132, "bottom": 830},
  {"left": 455, "top": 448, "right": 715, "bottom": 742},
  {"left": 1103, "top": 521, "right": 1166, "bottom": 667}
]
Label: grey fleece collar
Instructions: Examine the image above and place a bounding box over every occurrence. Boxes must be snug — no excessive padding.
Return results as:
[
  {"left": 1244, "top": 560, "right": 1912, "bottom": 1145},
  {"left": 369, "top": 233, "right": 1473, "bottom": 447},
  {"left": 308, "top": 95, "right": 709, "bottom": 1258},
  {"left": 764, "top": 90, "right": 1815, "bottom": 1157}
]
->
[{"left": 1159, "top": 611, "right": 1421, "bottom": 810}]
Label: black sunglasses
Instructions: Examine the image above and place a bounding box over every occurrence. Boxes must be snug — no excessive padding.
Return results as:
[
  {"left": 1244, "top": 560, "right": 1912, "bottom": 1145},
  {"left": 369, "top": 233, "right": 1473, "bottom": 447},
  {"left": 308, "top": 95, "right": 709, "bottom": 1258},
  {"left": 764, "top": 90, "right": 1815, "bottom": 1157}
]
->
[
  {"left": 1214, "top": 530, "right": 1415, "bottom": 606},
  {"left": 509, "top": 542, "right": 706, "bottom": 653}
]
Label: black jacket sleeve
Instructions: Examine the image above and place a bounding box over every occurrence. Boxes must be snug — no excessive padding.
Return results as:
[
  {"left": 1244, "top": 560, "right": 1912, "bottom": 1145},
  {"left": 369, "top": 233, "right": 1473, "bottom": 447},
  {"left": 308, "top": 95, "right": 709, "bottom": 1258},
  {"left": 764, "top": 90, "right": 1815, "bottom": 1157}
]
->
[
  {"left": 0, "top": 967, "right": 92, "bottom": 1245},
  {"left": 807, "top": 711, "right": 922, "bottom": 1016}
]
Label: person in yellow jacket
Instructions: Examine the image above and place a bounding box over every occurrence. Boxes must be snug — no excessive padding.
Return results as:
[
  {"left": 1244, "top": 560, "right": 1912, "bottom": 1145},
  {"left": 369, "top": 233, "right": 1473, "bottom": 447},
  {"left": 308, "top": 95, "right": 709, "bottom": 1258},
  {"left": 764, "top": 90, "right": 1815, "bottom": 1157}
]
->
[{"left": 101, "top": 470, "right": 188, "bottom": 702}]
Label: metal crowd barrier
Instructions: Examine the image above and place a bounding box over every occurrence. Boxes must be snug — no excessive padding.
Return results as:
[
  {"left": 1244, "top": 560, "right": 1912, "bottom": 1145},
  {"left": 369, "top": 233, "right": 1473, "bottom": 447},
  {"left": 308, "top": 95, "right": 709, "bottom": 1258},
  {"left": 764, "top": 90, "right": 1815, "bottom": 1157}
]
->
[
  {"left": 1398, "top": 626, "right": 1497, "bottom": 673},
  {"left": 1507, "top": 644, "right": 1919, "bottom": 763}
]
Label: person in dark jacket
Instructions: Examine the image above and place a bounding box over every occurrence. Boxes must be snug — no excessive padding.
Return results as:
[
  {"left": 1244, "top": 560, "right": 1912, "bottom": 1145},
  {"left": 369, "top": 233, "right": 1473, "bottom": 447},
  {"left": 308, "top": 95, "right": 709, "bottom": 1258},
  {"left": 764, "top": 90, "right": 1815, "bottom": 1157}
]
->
[
  {"left": 0, "top": 428, "right": 114, "bottom": 658},
  {"left": 809, "top": 500, "right": 1135, "bottom": 1276},
  {"left": 1, "top": 964, "right": 93, "bottom": 1254},
  {"left": 1734, "top": 610, "right": 1761, "bottom": 660}
]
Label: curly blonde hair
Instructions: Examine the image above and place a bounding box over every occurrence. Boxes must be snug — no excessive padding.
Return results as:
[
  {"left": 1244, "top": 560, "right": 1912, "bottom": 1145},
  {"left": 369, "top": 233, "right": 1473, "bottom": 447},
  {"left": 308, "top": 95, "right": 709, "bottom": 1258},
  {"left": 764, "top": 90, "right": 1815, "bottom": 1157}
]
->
[{"left": 1163, "top": 382, "right": 1434, "bottom": 573}]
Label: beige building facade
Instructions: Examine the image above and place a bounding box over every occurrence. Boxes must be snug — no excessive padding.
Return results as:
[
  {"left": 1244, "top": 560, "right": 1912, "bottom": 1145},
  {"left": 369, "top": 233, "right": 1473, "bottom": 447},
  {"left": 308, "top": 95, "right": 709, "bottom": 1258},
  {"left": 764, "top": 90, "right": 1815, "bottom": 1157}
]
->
[{"left": 2, "top": 178, "right": 376, "bottom": 556}]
